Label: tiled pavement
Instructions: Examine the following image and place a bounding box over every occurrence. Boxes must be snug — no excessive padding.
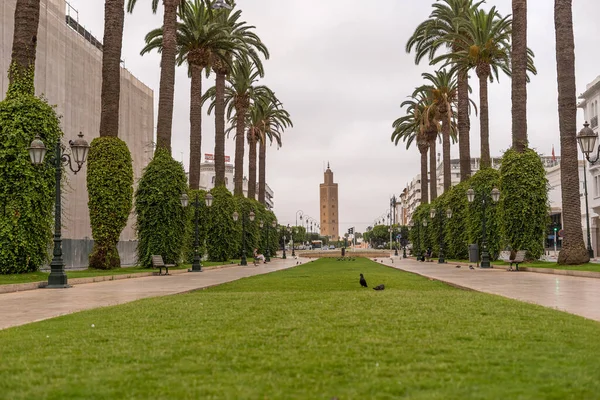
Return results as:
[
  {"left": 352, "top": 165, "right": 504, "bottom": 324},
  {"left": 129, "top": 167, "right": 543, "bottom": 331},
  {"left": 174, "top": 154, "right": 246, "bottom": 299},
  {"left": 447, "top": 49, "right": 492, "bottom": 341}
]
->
[
  {"left": 379, "top": 256, "right": 600, "bottom": 322},
  {"left": 0, "top": 257, "right": 305, "bottom": 330}
]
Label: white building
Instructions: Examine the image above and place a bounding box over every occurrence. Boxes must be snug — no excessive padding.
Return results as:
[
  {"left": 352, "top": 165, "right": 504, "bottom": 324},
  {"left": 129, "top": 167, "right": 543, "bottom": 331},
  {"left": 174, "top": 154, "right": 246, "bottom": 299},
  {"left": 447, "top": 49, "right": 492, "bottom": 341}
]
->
[
  {"left": 577, "top": 75, "right": 600, "bottom": 255},
  {"left": 192, "top": 154, "right": 275, "bottom": 210}
]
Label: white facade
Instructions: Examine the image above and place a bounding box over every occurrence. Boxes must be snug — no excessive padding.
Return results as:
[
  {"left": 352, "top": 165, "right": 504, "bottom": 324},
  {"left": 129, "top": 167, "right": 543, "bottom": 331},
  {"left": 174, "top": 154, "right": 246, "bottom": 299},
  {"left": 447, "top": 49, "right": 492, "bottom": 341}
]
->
[
  {"left": 578, "top": 75, "right": 600, "bottom": 255},
  {"left": 1, "top": 0, "right": 154, "bottom": 243},
  {"left": 193, "top": 154, "right": 275, "bottom": 210}
]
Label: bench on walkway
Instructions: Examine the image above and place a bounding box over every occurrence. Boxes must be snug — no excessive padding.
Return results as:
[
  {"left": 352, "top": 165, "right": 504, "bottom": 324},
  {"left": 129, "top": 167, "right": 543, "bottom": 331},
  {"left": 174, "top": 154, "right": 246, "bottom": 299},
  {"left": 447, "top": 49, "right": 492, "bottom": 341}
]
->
[
  {"left": 498, "top": 251, "right": 512, "bottom": 263},
  {"left": 151, "top": 255, "right": 175, "bottom": 275},
  {"left": 508, "top": 250, "right": 527, "bottom": 271}
]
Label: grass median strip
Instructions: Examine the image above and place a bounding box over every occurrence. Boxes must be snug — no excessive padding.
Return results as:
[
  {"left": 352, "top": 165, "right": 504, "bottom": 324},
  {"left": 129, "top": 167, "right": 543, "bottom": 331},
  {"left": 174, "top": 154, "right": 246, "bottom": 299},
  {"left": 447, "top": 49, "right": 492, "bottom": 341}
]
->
[{"left": 1, "top": 258, "right": 599, "bottom": 399}]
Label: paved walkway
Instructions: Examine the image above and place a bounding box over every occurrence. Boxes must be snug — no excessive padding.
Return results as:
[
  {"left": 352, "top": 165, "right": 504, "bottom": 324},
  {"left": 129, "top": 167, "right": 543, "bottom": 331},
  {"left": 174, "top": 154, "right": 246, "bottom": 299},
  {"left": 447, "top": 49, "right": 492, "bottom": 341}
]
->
[
  {"left": 380, "top": 256, "right": 600, "bottom": 322},
  {"left": 0, "top": 257, "right": 304, "bottom": 330}
]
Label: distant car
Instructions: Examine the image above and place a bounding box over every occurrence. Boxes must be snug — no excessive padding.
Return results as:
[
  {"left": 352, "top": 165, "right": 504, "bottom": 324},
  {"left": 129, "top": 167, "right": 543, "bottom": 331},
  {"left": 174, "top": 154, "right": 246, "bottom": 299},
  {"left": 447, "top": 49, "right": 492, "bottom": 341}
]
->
[
  {"left": 322, "top": 247, "right": 328, "bottom": 250},
  {"left": 329, "top": 245, "right": 335, "bottom": 249}
]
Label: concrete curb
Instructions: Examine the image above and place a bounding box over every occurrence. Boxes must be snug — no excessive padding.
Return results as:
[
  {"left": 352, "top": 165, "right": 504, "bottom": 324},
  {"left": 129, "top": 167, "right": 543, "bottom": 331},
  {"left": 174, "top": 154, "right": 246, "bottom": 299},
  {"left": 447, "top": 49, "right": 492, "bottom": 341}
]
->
[{"left": 0, "top": 264, "right": 237, "bottom": 295}]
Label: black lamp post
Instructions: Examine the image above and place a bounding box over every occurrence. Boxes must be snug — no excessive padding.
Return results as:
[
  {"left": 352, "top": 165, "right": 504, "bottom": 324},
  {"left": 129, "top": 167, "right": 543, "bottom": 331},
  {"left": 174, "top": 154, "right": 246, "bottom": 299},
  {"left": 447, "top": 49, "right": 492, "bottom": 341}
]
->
[
  {"left": 467, "top": 187, "right": 500, "bottom": 268},
  {"left": 282, "top": 224, "right": 289, "bottom": 259},
  {"left": 430, "top": 207, "right": 452, "bottom": 264},
  {"left": 422, "top": 219, "right": 428, "bottom": 261},
  {"left": 576, "top": 121, "right": 597, "bottom": 259},
  {"left": 181, "top": 192, "right": 213, "bottom": 272},
  {"left": 409, "top": 220, "right": 421, "bottom": 261},
  {"left": 266, "top": 220, "right": 276, "bottom": 262},
  {"left": 28, "top": 133, "right": 90, "bottom": 288},
  {"left": 233, "top": 210, "right": 255, "bottom": 266}
]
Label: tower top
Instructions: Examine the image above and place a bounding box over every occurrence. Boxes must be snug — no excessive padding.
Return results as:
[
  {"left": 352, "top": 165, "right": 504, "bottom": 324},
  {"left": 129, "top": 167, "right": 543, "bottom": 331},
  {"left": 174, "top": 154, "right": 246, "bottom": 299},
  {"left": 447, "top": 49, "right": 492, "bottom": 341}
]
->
[{"left": 327, "top": 161, "right": 330, "bottom": 169}]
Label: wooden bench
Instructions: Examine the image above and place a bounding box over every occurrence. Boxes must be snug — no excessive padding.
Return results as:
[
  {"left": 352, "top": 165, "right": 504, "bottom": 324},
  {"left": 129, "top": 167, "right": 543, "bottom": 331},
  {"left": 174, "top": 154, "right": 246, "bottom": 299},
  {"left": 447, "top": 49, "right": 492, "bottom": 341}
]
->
[
  {"left": 151, "top": 255, "right": 175, "bottom": 275},
  {"left": 508, "top": 250, "right": 527, "bottom": 271}
]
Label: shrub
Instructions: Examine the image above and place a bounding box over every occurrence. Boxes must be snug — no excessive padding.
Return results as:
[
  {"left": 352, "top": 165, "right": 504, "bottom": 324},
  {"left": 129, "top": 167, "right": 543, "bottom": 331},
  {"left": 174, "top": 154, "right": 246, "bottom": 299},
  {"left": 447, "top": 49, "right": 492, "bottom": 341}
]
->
[
  {"left": 135, "top": 148, "right": 187, "bottom": 267},
  {"left": 87, "top": 137, "right": 133, "bottom": 269},
  {"left": 183, "top": 189, "right": 209, "bottom": 263},
  {"left": 499, "top": 148, "right": 549, "bottom": 260},
  {"left": 206, "top": 186, "right": 238, "bottom": 262},
  {"left": 234, "top": 197, "right": 262, "bottom": 259},
  {"left": 443, "top": 180, "right": 470, "bottom": 260},
  {"left": 0, "top": 66, "right": 62, "bottom": 274}
]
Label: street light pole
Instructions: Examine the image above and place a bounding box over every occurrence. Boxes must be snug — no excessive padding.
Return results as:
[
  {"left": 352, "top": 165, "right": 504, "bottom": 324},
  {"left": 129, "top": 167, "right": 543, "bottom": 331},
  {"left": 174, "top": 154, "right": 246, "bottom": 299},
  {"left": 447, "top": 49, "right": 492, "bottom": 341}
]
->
[
  {"left": 29, "top": 133, "right": 90, "bottom": 288},
  {"left": 467, "top": 187, "right": 500, "bottom": 268},
  {"left": 233, "top": 210, "right": 255, "bottom": 266},
  {"left": 266, "top": 220, "right": 276, "bottom": 262},
  {"left": 583, "top": 155, "right": 594, "bottom": 259}
]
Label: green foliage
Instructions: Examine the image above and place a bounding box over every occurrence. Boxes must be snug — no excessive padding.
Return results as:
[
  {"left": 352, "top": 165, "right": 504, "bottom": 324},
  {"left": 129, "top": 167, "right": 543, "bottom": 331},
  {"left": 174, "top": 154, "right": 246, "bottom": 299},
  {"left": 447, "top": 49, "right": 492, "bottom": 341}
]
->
[
  {"left": 443, "top": 180, "right": 470, "bottom": 259},
  {"left": 87, "top": 137, "right": 133, "bottom": 269},
  {"left": 499, "top": 148, "right": 549, "bottom": 259},
  {"left": 465, "top": 168, "right": 502, "bottom": 259},
  {"left": 234, "top": 197, "right": 261, "bottom": 260},
  {"left": 253, "top": 206, "right": 277, "bottom": 256},
  {"left": 6, "top": 63, "right": 35, "bottom": 98},
  {"left": 183, "top": 190, "right": 208, "bottom": 263},
  {"left": 411, "top": 204, "right": 433, "bottom": 256},
  {"left": 206, "top": 186, "right": 238, "bottom": 262},
  {"left": 135, "top": 149, "right": 187, "bottom": 267},
  {"left": 0, "top": 72, "right": 62, "bottom": 274}
]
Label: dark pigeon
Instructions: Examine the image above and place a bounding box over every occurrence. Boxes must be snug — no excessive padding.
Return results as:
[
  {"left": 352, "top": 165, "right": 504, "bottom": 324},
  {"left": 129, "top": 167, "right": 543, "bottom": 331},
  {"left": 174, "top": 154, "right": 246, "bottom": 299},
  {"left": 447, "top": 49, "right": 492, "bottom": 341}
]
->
[
  {"left": 373, "top": 284, "right": 385, "bottom": 291},
  {"left": 469, "top": 265, "right": 475, "bottom": 270},
  {"left": 455, "top": 265, "right": 461, "bottom": 268},
  {"left": 359, "top": 273, "right": 368, "bottom": 288}
]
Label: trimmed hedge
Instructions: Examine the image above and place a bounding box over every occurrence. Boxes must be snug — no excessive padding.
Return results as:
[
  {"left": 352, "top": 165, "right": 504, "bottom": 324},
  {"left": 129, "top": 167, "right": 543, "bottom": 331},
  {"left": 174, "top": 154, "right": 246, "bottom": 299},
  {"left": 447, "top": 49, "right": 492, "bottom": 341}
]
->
[
  {"left": 0, "top": 66, "right": 62, "bottom": 274},
  {"left": 499, "top": 148, "right": 549, "bottom": 260},
  {"left": 135, "top": 148, "right": 187, "bottom": 267},
  {"left": 234, "top": 197, "right": 261, "bottom": 260},
  {"left": 206, "top": 186, "right": 238, "bottom": 262},
  {"left": 87, "top": 137, "right": 133, "bottom": 269}
]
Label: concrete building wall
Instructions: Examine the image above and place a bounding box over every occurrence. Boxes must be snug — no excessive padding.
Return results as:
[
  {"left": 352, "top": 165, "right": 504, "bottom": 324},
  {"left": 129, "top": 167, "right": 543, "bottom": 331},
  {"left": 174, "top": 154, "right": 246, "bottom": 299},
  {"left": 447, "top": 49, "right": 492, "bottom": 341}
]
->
[{"left": 1, "top": 0, "right": 154, "bottom": 266}]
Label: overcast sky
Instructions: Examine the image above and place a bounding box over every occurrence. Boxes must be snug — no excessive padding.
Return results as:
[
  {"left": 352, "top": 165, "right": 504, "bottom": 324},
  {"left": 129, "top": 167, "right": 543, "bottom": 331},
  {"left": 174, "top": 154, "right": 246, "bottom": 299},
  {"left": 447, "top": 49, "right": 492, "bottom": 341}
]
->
[{"left": 68, "top": 0, "right": 600, "bottom": 234}]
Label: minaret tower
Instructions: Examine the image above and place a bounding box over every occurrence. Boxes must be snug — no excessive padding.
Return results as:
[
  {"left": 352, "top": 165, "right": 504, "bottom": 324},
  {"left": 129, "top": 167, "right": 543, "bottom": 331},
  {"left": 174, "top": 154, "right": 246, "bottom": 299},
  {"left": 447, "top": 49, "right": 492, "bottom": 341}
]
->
[{"left": 320, "top": 162, "right": 339, "bottom": 240}]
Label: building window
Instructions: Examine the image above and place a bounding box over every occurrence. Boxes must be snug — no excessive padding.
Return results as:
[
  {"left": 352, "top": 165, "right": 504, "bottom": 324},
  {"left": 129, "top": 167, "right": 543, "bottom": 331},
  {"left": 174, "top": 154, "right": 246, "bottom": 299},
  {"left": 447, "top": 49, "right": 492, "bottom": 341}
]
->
[
  {"left": 323, "top": 205, "right": 326, "bottom": 208},
  {"left": 332, "top": 220, "right": 335, "bottom": 223},
  {"left": 211, "top": 176, "right": 215, "bottom": 183},
  {"left": 595, "top": 176, "right": 600, "bottom": 198},
  {"left": 323, "top": 220, "right": 327, "bottom": 223},
  {"left": 332, "top": 205, "right": 335, "bottom": 208}
]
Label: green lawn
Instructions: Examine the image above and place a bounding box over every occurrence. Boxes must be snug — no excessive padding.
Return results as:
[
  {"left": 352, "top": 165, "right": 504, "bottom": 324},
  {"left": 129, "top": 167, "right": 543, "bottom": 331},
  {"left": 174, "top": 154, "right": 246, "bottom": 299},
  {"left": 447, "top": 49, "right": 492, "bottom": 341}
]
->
[
  {"left": 447, "top": 258, "right": 600, "bottom": 273},
  {"left": 1, "top": 258, "right": 599, "bottom": 399},
  {"left": 0, "top": 260, "right": 251, "bottom": 286}
]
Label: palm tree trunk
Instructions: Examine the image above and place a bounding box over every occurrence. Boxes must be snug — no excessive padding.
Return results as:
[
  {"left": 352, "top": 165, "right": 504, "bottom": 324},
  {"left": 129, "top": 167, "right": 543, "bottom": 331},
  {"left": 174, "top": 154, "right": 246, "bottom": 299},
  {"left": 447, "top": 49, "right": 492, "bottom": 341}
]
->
[
  {"left": 98, "top": 0, "right": 124, "bottom": 138},
  {"left": 188, "top": 65, "right": 202, "bottom": 190},
  {"left": 155, "top": 0, "right": 180, "bottom": 152},
  {"left": 248, "top": 132, "right": 257, "bottom": 199},
  {"left": 9, "top": 0, "right": 40, "bottom": 93},
  {"left": 429, "top": 139, "right": 437, "bottom": 201},
  {"left": 214, "top": 71, "right": 226, "bottom": 187},
  {"left": 233, "top": 107, "right": 246, "bottom": 196},
  {"left": 258, "top": 137, "right": 266, "bottom": 204},
  {"left": 457, "top": 71, "right": 471, "bottom": 181},
  {"left": 512, "top": 0, "right": 528, "bottom": 152},
  {"left": 555, "top": 0, "right": 589, "bottom": 264},
  {"left": 478, "top": 71, "right": 491, "bottom": 169},
  {"left": 419, "top": 145, "right": 429, "bottom": 205},
  {"left": 442, "top": 120, "right": 451, "bottom": 192}
]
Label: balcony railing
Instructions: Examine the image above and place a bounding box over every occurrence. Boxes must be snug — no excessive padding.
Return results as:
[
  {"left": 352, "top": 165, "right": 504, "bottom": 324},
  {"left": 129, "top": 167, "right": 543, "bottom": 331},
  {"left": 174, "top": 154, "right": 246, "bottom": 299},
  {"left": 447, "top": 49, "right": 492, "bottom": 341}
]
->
[{"left": 591, "top": 116, "right": 598, "bottom": 129}]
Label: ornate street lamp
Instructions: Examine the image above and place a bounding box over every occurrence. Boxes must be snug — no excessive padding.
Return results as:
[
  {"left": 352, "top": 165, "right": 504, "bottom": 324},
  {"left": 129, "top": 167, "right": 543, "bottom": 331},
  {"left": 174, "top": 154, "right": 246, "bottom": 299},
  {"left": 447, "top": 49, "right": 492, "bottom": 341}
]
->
[
  {"left": 467, "top": 187, "right": 500, "bottom": 268},
  {"left": 28, "top": 132, "right": 90, "bottom": 288},
  {"left": 429, "top": 208, "right": 452, "bottom": 264},
  {"left": 182, "top": 192, "right": 213, "bottom": 272},
  {"left": 409, "top": 220, "right": 422, "bottom": 261},
  {"left": 266, "top": 220, "right": 277, "bottom": 262},
  {"left": 576, "top": 122, "right": 597, "bottom": 258},
  {"left": 233, "top": 210, "right": 255, "bottom": 266}
]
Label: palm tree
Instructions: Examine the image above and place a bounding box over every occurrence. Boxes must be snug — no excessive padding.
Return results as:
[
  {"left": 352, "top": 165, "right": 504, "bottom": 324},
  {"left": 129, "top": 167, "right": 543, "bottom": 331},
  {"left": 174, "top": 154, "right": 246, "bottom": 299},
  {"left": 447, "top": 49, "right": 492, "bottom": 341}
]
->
[
  {"left": 99, "top": 0, "right": 125, "bottom": 138},
  {"left": 434, "top": 7, "right": 536, "bottom": 169},
  {"left": 391, "top": 100, "right": 430, "bottom": 204},
  {"left": 202, "top": 57, "right": 272, "bottom": 196},
  {"left": 418, "top": 69, "right": 461, "bottom": 192},
  {"left": 555, "top": 0, "right": 589, "bottom": 264},
  {"left": 208, "top": 2, "right": 269, "bottom": 187},
  {"left": 512, "top": 0, "right": 528, "bottom": 152},
  {"left": 257, "top": 100, "right": 292, "bottom": 204},
  {"left": 127, "top": 0, "right": 181, "bottom": 152},
  {"left": 141, "top": 0, "right": 233, "bottom": 189},
  {"left": 406, "top": 0, "right": 484, "bottom": 182},
  {"left": 8, "top": 0, "right": 41, "bottom": 92}
]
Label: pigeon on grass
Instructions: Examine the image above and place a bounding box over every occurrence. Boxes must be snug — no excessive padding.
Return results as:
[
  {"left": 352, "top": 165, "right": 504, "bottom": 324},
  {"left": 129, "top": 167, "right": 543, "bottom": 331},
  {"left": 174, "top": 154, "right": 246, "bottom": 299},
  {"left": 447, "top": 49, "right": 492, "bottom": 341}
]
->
[
  {"left": 359, "top": 273, "right": 368, "bottom": 288},
  {"left": 373, "top": 284, "right": 385, "bottom": 291}
]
